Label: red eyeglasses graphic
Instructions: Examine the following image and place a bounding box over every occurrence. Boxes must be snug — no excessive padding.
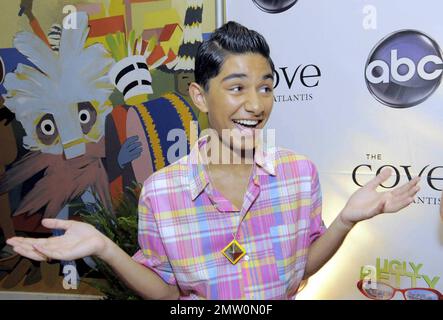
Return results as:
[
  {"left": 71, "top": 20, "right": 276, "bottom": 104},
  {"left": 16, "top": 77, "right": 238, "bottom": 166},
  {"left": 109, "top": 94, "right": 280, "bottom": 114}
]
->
[{"left": 357, "top": 279, "right": 443, "bottom": 300}]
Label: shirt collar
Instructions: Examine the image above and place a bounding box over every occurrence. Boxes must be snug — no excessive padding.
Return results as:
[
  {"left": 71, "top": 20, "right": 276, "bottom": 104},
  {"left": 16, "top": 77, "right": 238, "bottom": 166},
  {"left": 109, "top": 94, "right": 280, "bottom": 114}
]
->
[
  {"left": 189, "top": 134, "right": 276, "bottom": 201},
  {"left": 254, "top": 139, "right": 276, "bottom": 177}
]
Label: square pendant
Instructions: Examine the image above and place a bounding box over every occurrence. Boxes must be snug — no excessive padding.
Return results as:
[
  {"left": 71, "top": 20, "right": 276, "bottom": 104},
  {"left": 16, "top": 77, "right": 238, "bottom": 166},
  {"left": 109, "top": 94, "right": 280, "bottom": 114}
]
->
[{"left": 221, "top": 239, "right": 246, "bottom": 265}]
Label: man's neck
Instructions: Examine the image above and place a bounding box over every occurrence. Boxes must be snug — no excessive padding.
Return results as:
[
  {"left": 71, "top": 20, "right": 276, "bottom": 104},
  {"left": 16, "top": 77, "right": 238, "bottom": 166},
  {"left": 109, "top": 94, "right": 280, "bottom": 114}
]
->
[{"left": 203, "top": 136, "right": 255, "bottom": 166}]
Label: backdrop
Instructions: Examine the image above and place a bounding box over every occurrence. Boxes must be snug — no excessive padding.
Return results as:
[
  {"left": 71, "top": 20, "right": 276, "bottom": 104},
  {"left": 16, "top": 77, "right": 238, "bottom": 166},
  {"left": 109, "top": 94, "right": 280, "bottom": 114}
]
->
[
  {"left": 0, "top": 0, "right": 215, "bottom": 297},
  {"left": 226, "top": 0, "right": 443, "bottom": 300}
]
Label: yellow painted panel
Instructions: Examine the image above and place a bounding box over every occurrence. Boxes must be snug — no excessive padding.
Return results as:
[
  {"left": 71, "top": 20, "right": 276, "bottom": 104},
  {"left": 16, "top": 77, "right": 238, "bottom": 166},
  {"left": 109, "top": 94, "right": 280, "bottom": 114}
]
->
[
  {"left": 143, "top": 9, "right": 180, "bottom": 29},
  {"left": 85, "top": 35, "right": 107, "bottom": 47},
  {"left": 130, "top": 0, "right": 172, "bottom": 33}
]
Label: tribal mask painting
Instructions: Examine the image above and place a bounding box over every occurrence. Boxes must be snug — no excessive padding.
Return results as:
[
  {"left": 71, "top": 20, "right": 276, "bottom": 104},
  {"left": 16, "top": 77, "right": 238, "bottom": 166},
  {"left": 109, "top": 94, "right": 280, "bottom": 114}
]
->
[{"left": 3, "top": 12, "right": 114, "bottom": 160}]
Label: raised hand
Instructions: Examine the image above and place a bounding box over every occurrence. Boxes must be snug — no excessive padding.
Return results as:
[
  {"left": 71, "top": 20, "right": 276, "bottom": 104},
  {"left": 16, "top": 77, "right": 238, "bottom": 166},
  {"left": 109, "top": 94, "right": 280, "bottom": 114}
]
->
[
  {"left": 340, "top": 169, "right": 420, "bottom": 227},
  {"left": 118, "top": 135, "right": 143, "bottom": 169},
  {"left": 6, "top": 219, "right": 108, "bottom": 262}
]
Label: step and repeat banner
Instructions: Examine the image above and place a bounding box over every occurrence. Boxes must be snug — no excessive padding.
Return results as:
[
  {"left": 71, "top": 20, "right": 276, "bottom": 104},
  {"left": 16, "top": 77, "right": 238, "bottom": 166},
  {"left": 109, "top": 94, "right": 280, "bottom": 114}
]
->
[{"left": 226, "top": 0, "right": 443, "bottom": 299}]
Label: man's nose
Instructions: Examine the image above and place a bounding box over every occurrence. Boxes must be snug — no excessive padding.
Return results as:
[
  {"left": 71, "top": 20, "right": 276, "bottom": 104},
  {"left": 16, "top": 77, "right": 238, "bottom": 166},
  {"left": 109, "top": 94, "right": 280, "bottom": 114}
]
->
[{"left": 244, "top": 90, "right": 264, "bottom": 115}]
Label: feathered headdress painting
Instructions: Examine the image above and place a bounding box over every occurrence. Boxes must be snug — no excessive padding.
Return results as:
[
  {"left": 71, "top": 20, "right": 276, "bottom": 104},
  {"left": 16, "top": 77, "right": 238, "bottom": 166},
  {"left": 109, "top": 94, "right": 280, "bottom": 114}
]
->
[
  {"left": 0, "top": 12, "right": 114, "bottom": 218},
  {"left": 3, "top": 11, "right": 114, "bottom": 159}
]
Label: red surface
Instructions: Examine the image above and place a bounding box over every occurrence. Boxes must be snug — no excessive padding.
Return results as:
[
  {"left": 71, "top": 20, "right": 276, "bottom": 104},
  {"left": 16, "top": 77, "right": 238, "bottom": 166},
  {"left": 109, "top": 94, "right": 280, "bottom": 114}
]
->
[
  {"left": 88, "top": 15, "right": 126, "bottom": 38},
  {"left": 147, "top": 44, "right": 165, "bottom": 66},
  {"left": 159, "top": 23, "right": 181, "bottom": 42}
]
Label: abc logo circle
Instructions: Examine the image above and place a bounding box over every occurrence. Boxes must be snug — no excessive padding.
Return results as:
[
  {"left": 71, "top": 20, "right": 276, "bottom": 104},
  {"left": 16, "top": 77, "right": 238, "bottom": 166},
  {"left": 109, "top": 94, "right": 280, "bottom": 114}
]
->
[
  {"left": 365, "top": 30, "right": 443, "bottom": 108},
  {"left": 252, "top": 0, "right": 298, "bottom": 14}
]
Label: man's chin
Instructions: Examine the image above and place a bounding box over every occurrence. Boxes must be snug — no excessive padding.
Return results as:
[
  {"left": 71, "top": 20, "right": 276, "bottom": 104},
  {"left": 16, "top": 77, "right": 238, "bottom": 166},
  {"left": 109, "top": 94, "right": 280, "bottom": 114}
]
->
[{"left": 231, "top": 142, "right": 256, "bottom": 157}]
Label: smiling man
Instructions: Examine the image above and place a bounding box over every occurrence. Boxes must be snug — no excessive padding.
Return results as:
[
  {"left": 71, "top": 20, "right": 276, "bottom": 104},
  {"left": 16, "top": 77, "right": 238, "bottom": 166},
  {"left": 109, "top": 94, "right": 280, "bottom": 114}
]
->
[{"left": 6, "top": 21, "right": 420, "bottom": 300}]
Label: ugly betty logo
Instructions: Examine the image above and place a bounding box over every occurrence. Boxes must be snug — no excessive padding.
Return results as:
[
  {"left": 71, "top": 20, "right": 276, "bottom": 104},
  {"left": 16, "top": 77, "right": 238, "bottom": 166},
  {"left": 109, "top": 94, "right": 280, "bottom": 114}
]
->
[{"left": 358, "top": 257, "right": 442, "bottom": 300}]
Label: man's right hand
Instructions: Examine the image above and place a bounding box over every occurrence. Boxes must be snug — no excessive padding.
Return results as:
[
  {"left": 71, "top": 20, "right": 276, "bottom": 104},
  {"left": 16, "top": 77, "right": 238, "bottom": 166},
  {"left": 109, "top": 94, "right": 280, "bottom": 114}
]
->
[{"left": 6, "top": 219, "right": 108, "bottom": 262}]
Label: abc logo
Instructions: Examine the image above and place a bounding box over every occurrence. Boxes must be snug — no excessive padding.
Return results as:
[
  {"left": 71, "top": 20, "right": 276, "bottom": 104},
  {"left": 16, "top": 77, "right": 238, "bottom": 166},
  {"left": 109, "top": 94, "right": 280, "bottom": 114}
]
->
[
  {"left": 252, "top": 0, "right": 298, "bottom": 14},
  {"left": 365, "top": 30, "right": 443, "bottom": 108}
]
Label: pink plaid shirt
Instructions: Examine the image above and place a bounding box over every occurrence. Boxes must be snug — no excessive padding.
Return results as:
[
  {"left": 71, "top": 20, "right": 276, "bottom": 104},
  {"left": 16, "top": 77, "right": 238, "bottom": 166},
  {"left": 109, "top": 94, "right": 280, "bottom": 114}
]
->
[{"left": 132, "top": 136, "right": 326, "bottom": 299}]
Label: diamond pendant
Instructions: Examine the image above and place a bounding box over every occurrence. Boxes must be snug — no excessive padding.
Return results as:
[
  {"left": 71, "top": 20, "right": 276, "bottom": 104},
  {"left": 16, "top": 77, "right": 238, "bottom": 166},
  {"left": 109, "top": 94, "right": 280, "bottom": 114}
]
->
[{"left": 221, "top": 239, "right": 246, "bottom": 265}]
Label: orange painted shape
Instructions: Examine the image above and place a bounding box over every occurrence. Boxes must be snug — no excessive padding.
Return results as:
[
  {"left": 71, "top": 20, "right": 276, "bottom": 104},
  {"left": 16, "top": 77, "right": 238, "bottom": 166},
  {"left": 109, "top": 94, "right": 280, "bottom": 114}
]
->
[
  {"left": 159, "top": 23, "right": 181, "bottom": 42},
  {"left": 30, "top": 18, "right": 51, "bottom": 48},
  {"left": 110, "top": 175, "right": 124, "bottom": 200},
  {"left": 147, "top": 44, "right": 165, "bottom": 66},
  {"left": 88, "top": 15, "right": 126, "bottom": 38},
  {"left": 112, "top": 105, "right": 129, "bottom": 145},
  {"left": 164, "top": 49, "right": 177, "bottom": 64}
]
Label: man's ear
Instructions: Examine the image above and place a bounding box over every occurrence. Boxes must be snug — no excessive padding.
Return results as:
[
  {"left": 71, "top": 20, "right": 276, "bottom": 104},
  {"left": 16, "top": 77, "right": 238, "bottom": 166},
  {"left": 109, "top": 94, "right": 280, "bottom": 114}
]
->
[{"left": 189, "top": 82, "right": 209, "bottom": 113}]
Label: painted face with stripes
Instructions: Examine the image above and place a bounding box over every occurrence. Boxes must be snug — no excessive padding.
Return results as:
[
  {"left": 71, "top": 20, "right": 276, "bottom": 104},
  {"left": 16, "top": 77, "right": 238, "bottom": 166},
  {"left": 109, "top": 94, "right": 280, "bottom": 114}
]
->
[{"left": 109, "top": 55, "right": 153, "bottom": 102}]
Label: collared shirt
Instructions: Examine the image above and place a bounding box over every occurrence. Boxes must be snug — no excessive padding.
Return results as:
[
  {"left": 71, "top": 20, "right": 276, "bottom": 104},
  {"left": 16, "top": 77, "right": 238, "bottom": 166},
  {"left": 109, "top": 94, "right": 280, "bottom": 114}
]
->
[{"left": 132, "top": 136, "right": 326, "bottom": 300}]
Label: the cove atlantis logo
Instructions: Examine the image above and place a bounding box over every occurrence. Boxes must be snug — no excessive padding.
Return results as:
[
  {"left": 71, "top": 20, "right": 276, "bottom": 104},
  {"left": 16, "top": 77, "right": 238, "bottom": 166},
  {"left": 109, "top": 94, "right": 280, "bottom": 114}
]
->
[
  {"left": 252, "top": 0, "right": 298, "bottom": 14},
  {"left": 273, "top": 64, "right": 321, "bottom": 103},
  {"left": 365, "top": 30, "right": 443, "bottom": 108},
  {"left": 352, "top": 155, "right": 442, "bottom": 207}
]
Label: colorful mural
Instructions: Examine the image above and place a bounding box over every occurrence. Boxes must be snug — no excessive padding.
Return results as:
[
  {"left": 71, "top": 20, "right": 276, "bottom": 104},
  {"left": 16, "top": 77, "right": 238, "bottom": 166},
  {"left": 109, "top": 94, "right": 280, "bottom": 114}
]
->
[{"left": 0, "top": 0, "right": 214, "bottom": 295}]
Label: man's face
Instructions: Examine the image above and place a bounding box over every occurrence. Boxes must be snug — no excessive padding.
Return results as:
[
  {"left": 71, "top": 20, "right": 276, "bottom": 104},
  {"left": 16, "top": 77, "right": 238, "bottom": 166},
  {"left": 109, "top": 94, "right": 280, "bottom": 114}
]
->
[{"left": 202, "top": 53, "right": 274, "bottom": 152}]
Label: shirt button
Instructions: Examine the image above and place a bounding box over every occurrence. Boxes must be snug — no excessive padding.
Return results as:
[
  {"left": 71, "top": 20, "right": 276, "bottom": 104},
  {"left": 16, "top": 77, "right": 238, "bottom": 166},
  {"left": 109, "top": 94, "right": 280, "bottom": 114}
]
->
[{"left": 244, "top": 255, "right": 249, "bottom": 261}]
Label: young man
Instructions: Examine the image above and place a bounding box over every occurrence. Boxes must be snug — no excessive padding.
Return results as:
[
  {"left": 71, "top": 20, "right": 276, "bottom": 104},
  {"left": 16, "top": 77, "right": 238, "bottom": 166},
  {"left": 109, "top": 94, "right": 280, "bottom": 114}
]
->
[{"left": 6, "top": 22, "right": 420, "bottom": 300}]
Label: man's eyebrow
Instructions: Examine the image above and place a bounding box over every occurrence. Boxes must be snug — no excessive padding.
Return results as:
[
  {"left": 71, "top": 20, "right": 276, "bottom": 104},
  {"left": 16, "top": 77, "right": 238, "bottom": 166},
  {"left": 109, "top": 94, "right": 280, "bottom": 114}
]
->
[
  {"left": 263, "top": 73, "right": 274, "bottom": 81},
  {"left": 222, "top": 73, "right": 247, "bottom": 82},
  {"left": 222, "top": 73, "right": 274, "bottom": 82}
]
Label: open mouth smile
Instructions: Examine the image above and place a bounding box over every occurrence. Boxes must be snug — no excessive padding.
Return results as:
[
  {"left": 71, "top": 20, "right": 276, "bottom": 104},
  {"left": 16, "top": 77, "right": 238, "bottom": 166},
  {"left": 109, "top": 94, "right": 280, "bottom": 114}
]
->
[{"left": 232, "top": 119, "right": 262, "bottom": 130}]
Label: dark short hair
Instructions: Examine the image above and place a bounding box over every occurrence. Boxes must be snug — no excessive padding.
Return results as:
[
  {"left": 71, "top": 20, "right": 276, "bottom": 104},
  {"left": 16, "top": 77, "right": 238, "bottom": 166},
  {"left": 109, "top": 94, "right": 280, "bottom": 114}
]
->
[{"left": 195, "top": 21, "right": 275, "bottom": 91}]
